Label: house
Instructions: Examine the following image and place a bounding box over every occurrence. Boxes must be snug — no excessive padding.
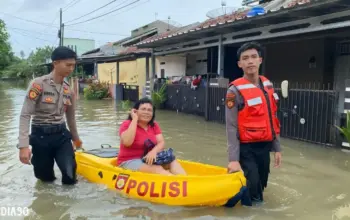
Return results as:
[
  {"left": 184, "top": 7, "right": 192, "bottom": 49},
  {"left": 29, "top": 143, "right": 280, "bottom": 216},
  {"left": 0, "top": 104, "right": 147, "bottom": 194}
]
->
[
  {"left": 63, "top": 38, "right": 95, "bottom": 56},
  {"left": 78, "top": 20, "right": 181, "bottom": 97},
  {"left": 135, "top": 0, "right": 350, "bottom": 151}
]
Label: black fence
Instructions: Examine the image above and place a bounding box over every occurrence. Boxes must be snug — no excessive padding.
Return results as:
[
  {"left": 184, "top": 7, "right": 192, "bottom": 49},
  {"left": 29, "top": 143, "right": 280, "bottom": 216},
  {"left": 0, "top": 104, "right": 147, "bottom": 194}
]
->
[
  {"left": 156, "top": 84, "right": 206, "bottom": 116},
  {"left": 122, "top": 84, "right": 139, "bottom": 102},
  {"left": 155, "top": 82, "right": 340, "bottom": 146},
  {"left": 207, "top": 86, "right": 227, "bottom": 123},
  {"left": 273, "top": 82, "right": 339, "bottom": 146}
]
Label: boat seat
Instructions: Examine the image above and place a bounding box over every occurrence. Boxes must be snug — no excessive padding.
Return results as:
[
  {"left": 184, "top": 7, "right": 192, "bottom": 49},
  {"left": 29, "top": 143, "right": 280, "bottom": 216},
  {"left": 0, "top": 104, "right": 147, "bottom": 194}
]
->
[{"left": 84, "top": 147, "right": 120, "bottom": 158}]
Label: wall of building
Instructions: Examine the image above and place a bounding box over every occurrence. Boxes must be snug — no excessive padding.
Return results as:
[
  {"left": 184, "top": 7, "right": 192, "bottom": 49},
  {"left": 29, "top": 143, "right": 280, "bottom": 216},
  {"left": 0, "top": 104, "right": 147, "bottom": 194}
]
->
[
  {"left": 186, "top": 50, "right": 208, "bottom": 76},
  {"left": 119, "top": 58, "right": 149, "bottom": 97},
  {"left": 131, "top": 20, "right": 176, "bottom": 37},
  {"left": 97, "top": 62, "right": 117, "bottom": 84},
  {"left": 156, "top": 55, "right": 186, "bottom": 78},
  {"left": 97, "top": 58, "right": 150, "bottom": 97},
  {"left": 63, "top": 38, "right": 95, "bottom": 56},
  {"left": 264, "top": 38, "right": 326, "bottom": 83}
]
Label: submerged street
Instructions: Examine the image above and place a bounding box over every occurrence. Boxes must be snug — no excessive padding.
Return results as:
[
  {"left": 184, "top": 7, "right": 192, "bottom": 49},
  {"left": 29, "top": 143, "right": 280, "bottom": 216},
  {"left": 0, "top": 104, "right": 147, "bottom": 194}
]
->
[{"left": 0, "top": 81, "right": 349, "bottom": 220}]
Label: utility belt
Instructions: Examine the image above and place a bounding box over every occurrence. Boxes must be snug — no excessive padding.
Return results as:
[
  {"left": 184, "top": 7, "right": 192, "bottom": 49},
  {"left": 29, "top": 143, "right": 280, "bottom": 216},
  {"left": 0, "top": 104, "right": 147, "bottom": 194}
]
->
[{"left": 31, "top": 123, "right": 67, "bottom": 134}]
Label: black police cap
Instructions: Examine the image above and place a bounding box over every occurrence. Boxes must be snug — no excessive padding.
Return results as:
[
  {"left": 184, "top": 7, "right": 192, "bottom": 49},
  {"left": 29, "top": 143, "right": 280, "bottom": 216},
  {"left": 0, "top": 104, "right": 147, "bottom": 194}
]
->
[{"left": 51, "top": 46, "right": 77, "bottom": 61}]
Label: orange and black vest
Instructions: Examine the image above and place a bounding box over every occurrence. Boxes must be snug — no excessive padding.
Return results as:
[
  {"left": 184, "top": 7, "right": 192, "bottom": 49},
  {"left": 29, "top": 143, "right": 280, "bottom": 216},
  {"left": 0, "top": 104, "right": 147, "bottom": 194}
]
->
[{"left": 229, "top": 76, "right": 281, "bottom": 143}]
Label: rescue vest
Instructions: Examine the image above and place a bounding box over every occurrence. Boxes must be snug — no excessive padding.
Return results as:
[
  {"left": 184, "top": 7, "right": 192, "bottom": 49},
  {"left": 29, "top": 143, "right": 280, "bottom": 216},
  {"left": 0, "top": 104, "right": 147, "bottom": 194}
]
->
[{"left": 230, "top": 76, "right": 281, "bottom": 143}]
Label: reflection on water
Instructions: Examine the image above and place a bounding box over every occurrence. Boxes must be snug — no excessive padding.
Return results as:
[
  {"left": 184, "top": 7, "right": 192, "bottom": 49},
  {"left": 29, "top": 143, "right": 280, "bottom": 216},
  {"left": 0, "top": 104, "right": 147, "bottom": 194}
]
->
[{"left": 0, "top": 81, "right": 349, "bottom": 220}]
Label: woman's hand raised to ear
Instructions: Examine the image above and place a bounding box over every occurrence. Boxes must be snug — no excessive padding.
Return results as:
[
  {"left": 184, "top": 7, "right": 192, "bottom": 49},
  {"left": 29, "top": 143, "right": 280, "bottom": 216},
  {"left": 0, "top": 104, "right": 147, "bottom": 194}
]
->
[{"left": 130, "top": 109, "right": 138, "bottom": 121}]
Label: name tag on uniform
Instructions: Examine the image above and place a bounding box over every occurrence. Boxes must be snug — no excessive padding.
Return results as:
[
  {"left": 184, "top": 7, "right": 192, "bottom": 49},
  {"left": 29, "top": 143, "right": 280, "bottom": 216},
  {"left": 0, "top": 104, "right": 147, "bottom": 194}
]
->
[
  {"left": 247, "top": 97, "right": 262, "bottom": 106},
  {"left": 44, "top": 91, "right": 55, "bottom": 96},
  {"left": 273, "top": 93, "right": 279, "bottom": 100}
]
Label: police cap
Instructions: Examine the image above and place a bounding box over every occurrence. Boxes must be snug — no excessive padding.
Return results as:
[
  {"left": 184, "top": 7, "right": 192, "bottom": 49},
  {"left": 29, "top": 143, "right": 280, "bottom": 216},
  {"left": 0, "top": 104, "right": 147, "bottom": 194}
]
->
[{"left": 51, "top": 46, "right": 77, "bottom": 61}]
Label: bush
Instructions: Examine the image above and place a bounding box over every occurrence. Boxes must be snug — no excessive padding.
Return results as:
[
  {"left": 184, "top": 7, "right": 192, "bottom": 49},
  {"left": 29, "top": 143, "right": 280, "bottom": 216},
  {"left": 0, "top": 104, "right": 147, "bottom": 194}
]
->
[
  {"left": 151, "top": 83, "right": 167, "bottom": 109},
  {"left": 335, "top": 111, "right": 350, "bottom": 143},
  {"left": 83, "top": 81, "right": 110, "bottom": 100}
]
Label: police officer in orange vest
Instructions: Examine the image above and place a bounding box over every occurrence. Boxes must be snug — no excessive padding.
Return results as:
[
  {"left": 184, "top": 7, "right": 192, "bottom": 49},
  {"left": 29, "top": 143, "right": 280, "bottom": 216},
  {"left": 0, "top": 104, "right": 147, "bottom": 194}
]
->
[{"left": 225, "top": 41, "right": 282, "bottom": 204}]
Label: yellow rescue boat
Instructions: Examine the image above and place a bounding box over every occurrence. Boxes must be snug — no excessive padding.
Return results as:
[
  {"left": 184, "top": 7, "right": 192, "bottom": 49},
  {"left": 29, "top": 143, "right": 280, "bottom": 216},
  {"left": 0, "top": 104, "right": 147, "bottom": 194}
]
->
[{"left": 75, "top": 145, "right": 249, "bottom": 207}]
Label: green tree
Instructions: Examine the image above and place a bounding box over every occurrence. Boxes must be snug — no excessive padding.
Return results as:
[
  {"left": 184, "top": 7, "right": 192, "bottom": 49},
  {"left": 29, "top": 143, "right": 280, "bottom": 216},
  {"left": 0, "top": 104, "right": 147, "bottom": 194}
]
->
[
  {"left": 1, "top": 46, "right": 54, "bottom": 79},
  {"left": 20, "top": 50, "right": 25, "bottom": 59},
  {"left": 27, "top": 46, "right": 55, "bottom": 65},
  {"left": 0, "top": 19, "right": 14, "bottom": 74}
]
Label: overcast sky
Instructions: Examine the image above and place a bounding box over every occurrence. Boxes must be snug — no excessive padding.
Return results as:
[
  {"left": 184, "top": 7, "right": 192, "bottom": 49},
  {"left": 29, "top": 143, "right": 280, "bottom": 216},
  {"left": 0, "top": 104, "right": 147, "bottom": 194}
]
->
[{"left": 0, "top": 0, "right": 242, "bottom": 58}]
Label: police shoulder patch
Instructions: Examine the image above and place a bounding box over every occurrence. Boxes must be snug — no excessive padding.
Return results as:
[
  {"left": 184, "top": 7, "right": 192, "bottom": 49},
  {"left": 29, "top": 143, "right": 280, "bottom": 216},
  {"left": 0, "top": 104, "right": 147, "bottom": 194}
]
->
[
  {"left": 28, "top": 80, "right": 43, "bottom": 100},
  {"left": 226, "top": 92, "right": 235, "bottom": 109},
  {"left": 32, "top": 82, "right": 42, "bottom": 91},
  {"left": 28, "top": 89, "right": 38, "bottom": 100}
]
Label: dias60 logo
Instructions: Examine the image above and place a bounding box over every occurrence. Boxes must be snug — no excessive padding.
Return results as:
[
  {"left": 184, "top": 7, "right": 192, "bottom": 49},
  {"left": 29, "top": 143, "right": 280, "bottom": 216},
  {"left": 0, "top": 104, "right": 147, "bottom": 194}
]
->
[{"left": 0, "top": 206, "right": 30, "bottom": 217}]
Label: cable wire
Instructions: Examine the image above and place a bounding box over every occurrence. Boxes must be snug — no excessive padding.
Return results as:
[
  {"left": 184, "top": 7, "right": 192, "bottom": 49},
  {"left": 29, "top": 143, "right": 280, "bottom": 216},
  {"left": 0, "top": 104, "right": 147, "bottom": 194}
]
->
[
  {"left": 65, "top": 0, "right": 140, "bottom": 26},
  {"left": 64, "top": 0, "right": 119, "bottom": 23},
  {"left": 10, "top": 29, "right": 56, "bottom": 44},
  {"left": 0, "top": 11, "right": 55, "bottom": 27},
  {"left": 63, "top": 0, "right": 82, "bottom": 11},
  {"left": 7, "top": 26, "right": 56, "bottom": 36}
]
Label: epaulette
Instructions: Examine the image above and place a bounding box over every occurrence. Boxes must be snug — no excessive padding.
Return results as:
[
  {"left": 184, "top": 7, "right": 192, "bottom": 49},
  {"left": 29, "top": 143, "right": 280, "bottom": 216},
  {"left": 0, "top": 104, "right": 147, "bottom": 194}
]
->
[{"left": 64, "top": 80, "right": 70, "bottom": 86}]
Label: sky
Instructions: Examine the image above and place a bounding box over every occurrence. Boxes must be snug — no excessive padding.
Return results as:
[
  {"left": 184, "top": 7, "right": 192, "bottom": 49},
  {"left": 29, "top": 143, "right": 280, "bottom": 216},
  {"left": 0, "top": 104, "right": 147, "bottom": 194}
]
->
[{"left": 0, "top": 0, "right": 243, "bottom": 58}]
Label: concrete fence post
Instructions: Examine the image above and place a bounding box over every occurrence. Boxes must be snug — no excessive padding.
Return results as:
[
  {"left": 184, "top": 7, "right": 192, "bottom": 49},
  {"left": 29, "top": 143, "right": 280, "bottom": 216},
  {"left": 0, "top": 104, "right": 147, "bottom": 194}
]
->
[
  {"left": 341, "top": 79, "right": 350, "bottom": 152},
  {"left": 144, "top": 80, "right": 151, "bottom": 98}
]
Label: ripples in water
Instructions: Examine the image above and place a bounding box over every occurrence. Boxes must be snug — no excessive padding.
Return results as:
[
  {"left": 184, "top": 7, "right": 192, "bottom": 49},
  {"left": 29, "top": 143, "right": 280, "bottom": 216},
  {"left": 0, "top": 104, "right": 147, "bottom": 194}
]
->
[{"left": 0, "top": 81, "right": 350, "bottom": 220}]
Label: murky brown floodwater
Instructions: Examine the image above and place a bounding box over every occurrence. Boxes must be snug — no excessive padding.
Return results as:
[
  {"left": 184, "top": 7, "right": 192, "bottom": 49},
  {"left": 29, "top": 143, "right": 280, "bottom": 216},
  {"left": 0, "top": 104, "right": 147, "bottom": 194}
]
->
[{"left": 0, "top": 80, "right": 350, "bottom": 220}]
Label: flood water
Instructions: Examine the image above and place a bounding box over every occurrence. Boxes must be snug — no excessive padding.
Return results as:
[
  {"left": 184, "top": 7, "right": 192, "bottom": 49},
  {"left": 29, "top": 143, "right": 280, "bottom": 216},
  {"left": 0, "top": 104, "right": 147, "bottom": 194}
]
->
[{"left": 0, "top": 80, "right": 350, "bottom": 220}]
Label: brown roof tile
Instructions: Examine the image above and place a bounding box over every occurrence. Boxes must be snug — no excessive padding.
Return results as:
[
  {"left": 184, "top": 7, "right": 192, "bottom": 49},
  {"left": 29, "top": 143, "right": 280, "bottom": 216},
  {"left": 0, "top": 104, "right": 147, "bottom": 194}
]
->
[
  {"left": 136, "top": 0, "right": 311, "bottom": 46},
  {"left": 118, "top": 47, "right": 151, "bottom": 55}
]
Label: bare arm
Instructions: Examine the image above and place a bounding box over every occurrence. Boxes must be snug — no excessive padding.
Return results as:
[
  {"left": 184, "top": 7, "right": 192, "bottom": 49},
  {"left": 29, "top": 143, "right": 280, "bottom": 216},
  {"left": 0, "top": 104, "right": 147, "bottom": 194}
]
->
[
  {"left": 225, "top": 86, "right": 241, "bottom": 162},
  {"left": 65, "top": 91, "right": 79, "bottom": 141},
  {"left": 120, "top": 119, "right": 138, "bottom": 147},
  {"left": 18, "top": 80, "right": 42, "bottom": 148},
  {"left": 153, "top": 134, "right": 165, "bottom": 153}
]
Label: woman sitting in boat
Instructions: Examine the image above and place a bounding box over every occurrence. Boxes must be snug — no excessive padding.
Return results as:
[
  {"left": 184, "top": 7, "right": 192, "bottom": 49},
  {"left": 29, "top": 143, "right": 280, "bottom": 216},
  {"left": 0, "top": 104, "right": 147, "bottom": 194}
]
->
[{"left": 117, "top": 98, "right": 186, "bottom": 175}]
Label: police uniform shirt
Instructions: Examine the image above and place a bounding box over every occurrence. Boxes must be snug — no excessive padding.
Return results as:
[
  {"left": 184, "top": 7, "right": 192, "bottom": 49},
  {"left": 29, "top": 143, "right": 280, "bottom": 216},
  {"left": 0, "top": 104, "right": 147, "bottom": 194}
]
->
[
  {"left": 225, "top": 83, "right": 281, "bottom": 162},
  {"left": 18, "top": 72, "right": 79, "bottom": 148}
]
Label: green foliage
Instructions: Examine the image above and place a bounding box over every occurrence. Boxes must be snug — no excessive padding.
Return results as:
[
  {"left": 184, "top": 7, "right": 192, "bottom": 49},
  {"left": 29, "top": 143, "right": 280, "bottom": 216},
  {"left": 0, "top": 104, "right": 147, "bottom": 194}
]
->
[
  {"left": 121, "top": 100, "right": 132, "bottom": 110},
  {"left": 69, "top": 65, "right": 85, "bottom": 78},
  {"left": 1, "top": 44, "right": 53, "bottom": 78},
  {"left": 1, "top": 60, "right": 33, "bottom": 78},
  {"left": 0, "top": 19, "right": 15, "bottom": 74},
  {"left": 27, "top": 46, "right": 55, "bottom": 66},
  {"left": 151, "top": 83, "right": 167, "bottom": 109},
  {"left": 335, "top": 111, "right": 350, "bottom": 144},
  {"left": 83, "top": 81, "right": 110, "bottom": 100}
]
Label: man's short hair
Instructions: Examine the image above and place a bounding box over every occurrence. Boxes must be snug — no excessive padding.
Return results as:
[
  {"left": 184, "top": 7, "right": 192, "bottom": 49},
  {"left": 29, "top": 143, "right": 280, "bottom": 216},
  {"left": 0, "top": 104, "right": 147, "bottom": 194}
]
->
[
  {"left": 51, "top": 46, "right": 77, "bottom": 61},
  {"left": 237, "top": 41, "right": 263, "bottom": 59}
]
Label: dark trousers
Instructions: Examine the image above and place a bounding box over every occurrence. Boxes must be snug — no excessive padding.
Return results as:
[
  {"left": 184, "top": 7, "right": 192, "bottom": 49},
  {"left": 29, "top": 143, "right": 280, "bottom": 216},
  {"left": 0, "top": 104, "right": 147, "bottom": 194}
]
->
[
  {"left": 239, "top": 141, "right": 272, "bottom": 202},
  {"left": 29, "top": 125, "right": 77, "bottom": 185}
]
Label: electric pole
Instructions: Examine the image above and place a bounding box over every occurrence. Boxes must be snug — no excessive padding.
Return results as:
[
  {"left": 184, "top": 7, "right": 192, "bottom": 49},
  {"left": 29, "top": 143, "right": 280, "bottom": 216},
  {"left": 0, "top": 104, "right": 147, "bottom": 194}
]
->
[{"left": 58, "top": 8, "right": 64, "bottom": 46}]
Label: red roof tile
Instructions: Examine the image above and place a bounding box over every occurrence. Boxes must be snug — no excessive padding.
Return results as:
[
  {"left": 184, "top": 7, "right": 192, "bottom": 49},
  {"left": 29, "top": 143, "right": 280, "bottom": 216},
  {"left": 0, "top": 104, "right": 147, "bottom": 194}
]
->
[
  {"left": 118, "top": 47, "right": 151, "bottom": 55},
  {"left": 136, "top": 0, "right": 311, "bottom": 46}
]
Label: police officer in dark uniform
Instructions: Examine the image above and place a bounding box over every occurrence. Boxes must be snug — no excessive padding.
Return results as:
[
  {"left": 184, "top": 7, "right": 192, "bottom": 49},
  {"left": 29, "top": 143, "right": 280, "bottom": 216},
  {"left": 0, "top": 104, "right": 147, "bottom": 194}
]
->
[
  {"left": 17, "top": 46, "right": 82, "bottom": 185},
  {"left": 225, "top": 42, "right": 282, "bottom": 204}
]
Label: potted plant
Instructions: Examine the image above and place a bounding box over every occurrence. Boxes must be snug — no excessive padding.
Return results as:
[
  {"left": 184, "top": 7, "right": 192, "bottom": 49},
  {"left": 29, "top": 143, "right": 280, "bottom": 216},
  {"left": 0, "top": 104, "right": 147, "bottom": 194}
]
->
[{"left": 151, "top": 83, "right": 167, "bottom": 109}]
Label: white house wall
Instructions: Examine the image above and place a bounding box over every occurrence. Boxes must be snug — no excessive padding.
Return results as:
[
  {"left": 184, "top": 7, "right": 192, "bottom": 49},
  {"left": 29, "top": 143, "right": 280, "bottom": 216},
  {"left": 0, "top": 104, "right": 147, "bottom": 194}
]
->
[
  {"left": 186, "top": 50, "right": 207, "bottom": 76},
  {"left": 333, "top": 55, "right": 350, "bottom": 114},
  {"left": 156, "top": 55, "right": 187, "bottom": 78}
]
